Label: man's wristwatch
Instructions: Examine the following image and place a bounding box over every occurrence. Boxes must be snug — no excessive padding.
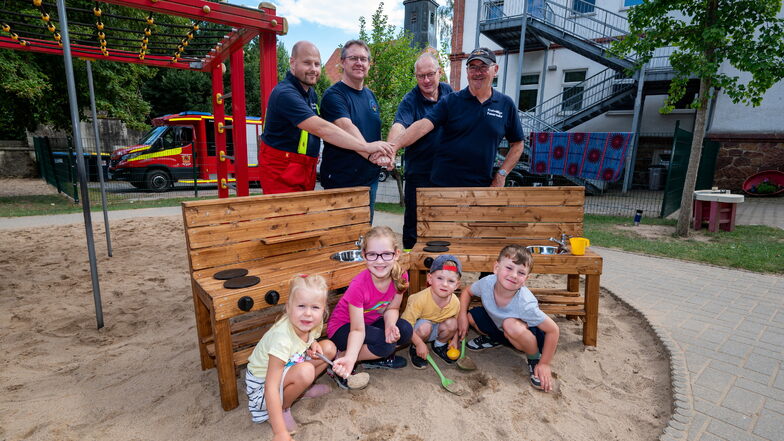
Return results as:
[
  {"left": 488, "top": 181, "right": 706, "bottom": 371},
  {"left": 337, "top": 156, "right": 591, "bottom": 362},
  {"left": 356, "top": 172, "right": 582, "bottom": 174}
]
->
[{"left": 497, "top": 168, "right": 508, "bottom": 177}]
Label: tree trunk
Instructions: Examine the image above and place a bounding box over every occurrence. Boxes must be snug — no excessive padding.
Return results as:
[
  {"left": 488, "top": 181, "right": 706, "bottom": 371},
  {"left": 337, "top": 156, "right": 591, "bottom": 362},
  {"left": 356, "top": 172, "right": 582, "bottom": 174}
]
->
[{"left": 675, "top": 77, "right": 711, "bottom": 237}]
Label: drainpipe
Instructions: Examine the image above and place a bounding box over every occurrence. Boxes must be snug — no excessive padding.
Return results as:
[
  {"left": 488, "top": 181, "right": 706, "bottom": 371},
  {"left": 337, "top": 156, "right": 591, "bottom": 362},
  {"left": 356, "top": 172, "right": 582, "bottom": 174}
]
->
[
  {"left": 513, "top": 0, "right": 529, "bottom": 109},
  {"left": 622, "top": 66, "right": 646, "bottom": 193}
]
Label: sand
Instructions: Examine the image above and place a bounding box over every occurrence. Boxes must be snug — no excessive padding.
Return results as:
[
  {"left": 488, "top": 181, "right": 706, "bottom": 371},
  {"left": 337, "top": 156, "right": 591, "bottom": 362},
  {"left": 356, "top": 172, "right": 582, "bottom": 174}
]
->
[{"left": 0, "top": 215, "right": 671, "bottom": 441}]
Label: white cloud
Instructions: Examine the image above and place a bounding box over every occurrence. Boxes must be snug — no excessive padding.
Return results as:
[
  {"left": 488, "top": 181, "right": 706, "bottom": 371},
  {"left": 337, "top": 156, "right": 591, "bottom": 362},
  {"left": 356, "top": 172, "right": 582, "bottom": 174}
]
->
[{"left": 271, "top": 0, "right": 404, "bottom": 33}]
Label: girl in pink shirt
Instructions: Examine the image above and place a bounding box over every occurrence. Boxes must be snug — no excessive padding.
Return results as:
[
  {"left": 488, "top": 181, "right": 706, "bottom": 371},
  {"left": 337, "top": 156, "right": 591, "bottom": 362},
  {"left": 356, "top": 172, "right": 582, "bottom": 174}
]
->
[{"left": 327, "top": 226, "right": 413, "bottom": 387}]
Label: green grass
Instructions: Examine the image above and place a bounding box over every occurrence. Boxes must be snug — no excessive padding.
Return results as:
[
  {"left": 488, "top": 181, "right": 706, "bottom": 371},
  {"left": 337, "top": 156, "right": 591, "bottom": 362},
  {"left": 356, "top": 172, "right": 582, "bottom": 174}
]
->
[
  {"left": 375, "top": 202, "right": 404, "bottom": 215},
  {"left": 0, "top": 193, "right": 203, "bottom": 217},
  {"left": 584, "top": 214, "right": 784, "bottom": 274}
]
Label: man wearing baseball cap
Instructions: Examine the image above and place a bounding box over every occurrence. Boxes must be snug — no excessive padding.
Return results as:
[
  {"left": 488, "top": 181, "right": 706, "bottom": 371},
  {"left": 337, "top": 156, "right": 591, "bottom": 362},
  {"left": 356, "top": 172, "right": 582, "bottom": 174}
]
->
[
  {"left": 401, "top": 254, "right": 463, "bottom": 368},
  {"left": 391, "top": 47, "right": 524, "bottom": 188}
]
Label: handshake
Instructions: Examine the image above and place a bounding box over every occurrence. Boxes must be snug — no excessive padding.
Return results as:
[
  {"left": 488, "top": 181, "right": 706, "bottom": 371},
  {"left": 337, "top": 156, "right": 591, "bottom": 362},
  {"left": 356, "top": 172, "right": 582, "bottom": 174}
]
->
[{"left": 365, "top": 141, "right": 396, "bottom": 170}]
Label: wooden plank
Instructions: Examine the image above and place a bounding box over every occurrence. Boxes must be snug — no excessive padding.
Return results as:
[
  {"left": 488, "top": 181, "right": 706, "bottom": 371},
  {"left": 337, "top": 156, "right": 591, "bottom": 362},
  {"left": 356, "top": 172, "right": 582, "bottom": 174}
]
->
[
  {"left": 260, "top": 230, "right": 322, "bottom": 244},
  {"left": 540, "top": 305, "right": 586, "bottom": 315},
  {"left": 211, "top": 317, "right": 239, "bottom": 410},
  {"left": 187, "top": 207, "right": 369, "bottom": 249},
  {"left": 535, "top": 294, "right": 585, "bottom": 304},
  {"left": 583, "top": 274, "right": 600, "bottom": 346},
  {"left": 189, "top": 224, "right": 367, "bottom": 271},
  {"left": 418, "top": 221, "right": 583, "bottom": 240},
  {"left": 418, "top": 205, "right": 584, "bottom": 223},
  {"left": 417, "top": 187, "right": 585, "bottom": 207},
  {"left": 530, "top": 288, "right": 581, "bottom": 297},
  {"left": 182, "top": 187, "right": 369, "bottom": 227}
]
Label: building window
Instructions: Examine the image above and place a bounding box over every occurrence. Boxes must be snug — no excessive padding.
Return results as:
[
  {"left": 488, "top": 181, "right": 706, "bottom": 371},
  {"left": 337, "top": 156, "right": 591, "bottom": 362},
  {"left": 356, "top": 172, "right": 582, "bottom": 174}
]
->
[
  {"left": 572, "top": 0, "right": 595, "bottom": 13},
  {"left": 410, "top": 11, "right": 417, "bottom": 24},
  {"left": 519, "top": 73, "right": 539, "bottom": 112},
  {"left": 430, "top": 12, "right": 435, "bottom": 25},
  {"left": 486, "top": 0, "right": 504, "bottom": 20},
  {"left": 623, "top": 0, "right": 643, "bottom": 6},
  {"left": 561, "top": 70, "right": 587, "bottom": 112}
]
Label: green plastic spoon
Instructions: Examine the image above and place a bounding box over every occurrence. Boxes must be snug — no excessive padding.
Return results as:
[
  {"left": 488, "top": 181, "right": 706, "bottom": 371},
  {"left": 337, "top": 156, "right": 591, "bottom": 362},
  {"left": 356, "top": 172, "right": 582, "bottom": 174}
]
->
[{"left": 426, "top": 354, "right": 462, "bottom": 395}]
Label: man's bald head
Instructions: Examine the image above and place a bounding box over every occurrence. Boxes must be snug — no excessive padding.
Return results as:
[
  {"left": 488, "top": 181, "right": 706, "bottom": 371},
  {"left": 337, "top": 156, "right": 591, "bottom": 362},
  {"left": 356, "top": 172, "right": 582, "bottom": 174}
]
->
[
  {"left": 290, "top": 41, "right": 321, "bottom": 88},
  {"left": 291, "top": 41, "right": 319, "bottom": 59}
]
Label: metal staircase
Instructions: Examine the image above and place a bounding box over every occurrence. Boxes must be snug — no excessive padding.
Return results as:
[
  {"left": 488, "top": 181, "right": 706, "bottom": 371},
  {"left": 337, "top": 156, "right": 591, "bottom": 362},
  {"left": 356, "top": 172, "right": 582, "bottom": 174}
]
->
[{"left": 481, "top": 0, "right": 636, "bottom": 71}]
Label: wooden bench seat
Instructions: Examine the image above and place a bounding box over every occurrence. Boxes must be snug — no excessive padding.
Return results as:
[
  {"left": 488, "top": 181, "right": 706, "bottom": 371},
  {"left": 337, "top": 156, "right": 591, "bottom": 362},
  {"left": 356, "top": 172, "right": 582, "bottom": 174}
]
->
[
  {"left": 182, "top": 187, "right": 408, "bottom": 411},
  {"left": 409, "top": 187, "right": 602, "bottom": 346}
]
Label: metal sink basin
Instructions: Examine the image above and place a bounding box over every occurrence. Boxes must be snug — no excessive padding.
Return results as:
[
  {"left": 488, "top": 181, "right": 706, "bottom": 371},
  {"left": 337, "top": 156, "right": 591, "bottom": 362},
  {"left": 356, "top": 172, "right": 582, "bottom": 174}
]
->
[
  {"left": 526, "top": 245, "right": 559, "bottom": 255},
  {"left": 330, "top": 250, "right": 364, "bottom": 262}
]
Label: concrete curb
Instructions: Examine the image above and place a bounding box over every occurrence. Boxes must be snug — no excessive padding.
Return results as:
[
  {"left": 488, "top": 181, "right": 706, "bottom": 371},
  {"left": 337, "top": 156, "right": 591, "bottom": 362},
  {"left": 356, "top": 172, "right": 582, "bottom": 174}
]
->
[{"left": 602, "top": 287, "right": 695, "bottom": 441}]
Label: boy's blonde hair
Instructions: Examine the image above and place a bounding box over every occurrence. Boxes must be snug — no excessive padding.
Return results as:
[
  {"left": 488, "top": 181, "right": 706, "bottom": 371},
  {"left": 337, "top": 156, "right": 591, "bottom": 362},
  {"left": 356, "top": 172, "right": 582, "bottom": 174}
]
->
[
  {"left": 363, "top": 226, "right": 408, "bottom": 294},
  {"left": 497, "top": 245, "right": 533, "bottom": 271},
  {"left": 286, "top": 274, "right": 329, "bottom": 319}
]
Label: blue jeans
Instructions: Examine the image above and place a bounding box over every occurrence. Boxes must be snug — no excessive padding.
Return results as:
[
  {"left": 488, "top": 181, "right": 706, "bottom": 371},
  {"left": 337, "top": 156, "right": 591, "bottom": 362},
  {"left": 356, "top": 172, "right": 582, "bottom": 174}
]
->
[{"left": 402, "top": 173, "right": 432, "bottom": 249}]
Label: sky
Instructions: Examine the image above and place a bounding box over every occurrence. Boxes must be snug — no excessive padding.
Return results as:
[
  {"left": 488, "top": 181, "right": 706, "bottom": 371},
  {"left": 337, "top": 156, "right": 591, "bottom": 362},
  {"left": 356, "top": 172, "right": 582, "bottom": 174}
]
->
[{"left": 237, "top": 0, "right": 406, "bottom": 61}]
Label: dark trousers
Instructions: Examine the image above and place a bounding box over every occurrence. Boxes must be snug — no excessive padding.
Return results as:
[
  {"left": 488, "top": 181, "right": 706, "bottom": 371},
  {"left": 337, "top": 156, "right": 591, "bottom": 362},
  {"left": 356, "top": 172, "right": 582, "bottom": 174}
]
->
[
  {"left": 403, "top": 173, "right": 432, "bottom": 249},
  {"left": 331, "top": 317, "right": 413, "bottom": 358},
  {"left": 469, "top": 306, "right": 545, "bottom": 353}
]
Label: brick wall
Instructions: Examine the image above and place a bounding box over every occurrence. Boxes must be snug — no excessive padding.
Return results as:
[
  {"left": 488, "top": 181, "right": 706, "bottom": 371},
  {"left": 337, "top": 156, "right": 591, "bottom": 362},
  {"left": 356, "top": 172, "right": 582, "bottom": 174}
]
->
[
  {"left": 713, "top": 139, "right": 784, "bottom": 192},
  {"left": 449, "top": 0, "right": 465, "bottom": 89}
]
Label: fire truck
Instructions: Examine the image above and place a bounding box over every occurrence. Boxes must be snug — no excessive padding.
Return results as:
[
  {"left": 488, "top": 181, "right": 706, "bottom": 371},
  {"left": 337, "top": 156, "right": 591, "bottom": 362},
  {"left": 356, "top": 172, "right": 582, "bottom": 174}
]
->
[{"left": 108, "top": 111, "right": 262, "bottom": 191}]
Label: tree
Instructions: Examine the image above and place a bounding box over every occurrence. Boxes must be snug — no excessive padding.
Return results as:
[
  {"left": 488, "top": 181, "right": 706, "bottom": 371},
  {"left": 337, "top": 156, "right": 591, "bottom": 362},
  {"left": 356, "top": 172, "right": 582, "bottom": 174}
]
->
[
  {"left": 359, "top": 2, "right": 420, "bottom": 138},
  {"left": 613, "top": 0, "right": 784, "bottom": 237}
]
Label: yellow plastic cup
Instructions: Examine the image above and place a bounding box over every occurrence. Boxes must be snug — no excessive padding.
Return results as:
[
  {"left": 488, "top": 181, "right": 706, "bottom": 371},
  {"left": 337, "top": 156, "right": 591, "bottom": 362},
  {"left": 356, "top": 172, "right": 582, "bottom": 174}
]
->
[{"left": 569, "top": 237, "right": 590, "bottom": 255}]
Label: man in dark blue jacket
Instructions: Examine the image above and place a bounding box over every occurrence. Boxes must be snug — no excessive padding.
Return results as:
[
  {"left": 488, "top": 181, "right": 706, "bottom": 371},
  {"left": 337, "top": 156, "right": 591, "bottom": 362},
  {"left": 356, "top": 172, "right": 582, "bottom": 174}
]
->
[
  {"left": 387, "top": 53, "right": 453, "bottom": 249},
  {"left": 393, "top": 47, "right": 524, "bottom": 189},
  {"left": 260, "top": 41, "right": 393, "bottom": 194}
]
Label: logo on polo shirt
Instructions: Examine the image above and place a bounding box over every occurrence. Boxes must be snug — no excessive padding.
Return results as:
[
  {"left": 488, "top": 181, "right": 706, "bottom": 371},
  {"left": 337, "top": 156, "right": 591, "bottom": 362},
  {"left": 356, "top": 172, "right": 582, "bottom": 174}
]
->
[
  {"left": 370, "top": 99, "right": 378, "bottom": 113},
  {"left": 487, "top": 108, "right": 503, "bottom": 118}
]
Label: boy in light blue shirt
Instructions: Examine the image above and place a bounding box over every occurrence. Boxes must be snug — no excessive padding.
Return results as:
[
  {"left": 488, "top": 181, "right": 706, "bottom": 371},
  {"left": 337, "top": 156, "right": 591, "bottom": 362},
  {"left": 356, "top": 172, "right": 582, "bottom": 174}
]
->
[{"left": 457, "top": 245, "right": 560, "bottom": 392}]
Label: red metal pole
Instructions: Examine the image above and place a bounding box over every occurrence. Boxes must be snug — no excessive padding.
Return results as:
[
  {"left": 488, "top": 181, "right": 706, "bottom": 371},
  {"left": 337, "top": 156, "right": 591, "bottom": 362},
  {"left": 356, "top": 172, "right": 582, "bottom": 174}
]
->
[
  {"left": 230, "top": 48, "right": 249, "bottom": 196},
  {"left": 211, "top": 63, "right": 228, "bottom": 198},
  {"left": 259, "top": 31, "right": 277, "bottom": 120}
]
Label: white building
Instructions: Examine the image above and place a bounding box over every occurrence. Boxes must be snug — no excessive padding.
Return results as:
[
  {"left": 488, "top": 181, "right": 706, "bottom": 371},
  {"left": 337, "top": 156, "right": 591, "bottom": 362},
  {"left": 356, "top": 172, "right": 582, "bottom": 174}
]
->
[{"left": 448, "top": 0, "right": 784, "bottom": 192}]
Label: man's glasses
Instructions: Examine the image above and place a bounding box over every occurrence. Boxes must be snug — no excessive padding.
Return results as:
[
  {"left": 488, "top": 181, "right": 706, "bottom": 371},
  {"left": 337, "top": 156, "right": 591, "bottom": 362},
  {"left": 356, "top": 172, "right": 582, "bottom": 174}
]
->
[
  {"left": 344, "top": 55, "right": 370, "bottom": 63},
  {"left": 364, "top": 251, "right": 395, "bottom": 261},
  {"left": 467, "top": 64, "right": 493, "bottom": 73},
  {"left": 415, "top": 71, "right": 438, "bottom": 80}
]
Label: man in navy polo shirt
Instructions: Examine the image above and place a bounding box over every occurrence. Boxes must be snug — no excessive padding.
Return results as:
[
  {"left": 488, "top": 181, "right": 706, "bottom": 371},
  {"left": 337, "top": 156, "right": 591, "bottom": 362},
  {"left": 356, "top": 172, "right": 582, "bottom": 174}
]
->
[
  {"left": 393, "top": 47, "right": 524, "bottom": 188},
  {"left": 320, "top": 40, "right": 390, "bottom": 219},
  {"left": 260, "top": 40, "right": 393, "bottom": 195},
  {"left": 386, "top": 53, "right": 453, "bottom": 249}
]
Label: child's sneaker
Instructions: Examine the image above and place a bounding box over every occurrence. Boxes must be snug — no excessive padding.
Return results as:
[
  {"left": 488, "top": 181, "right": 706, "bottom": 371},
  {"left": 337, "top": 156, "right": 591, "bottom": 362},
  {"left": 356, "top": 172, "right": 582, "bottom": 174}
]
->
[
  {"left": 431, "top": 342, "right": 455, "bottom": 364},
  {"left": 527, "top": 357, "right": 543, "bottom": 390},
  {"left": 361, "top": 355, "right": 407, "bottom": 369},
  {"left": 326, "top": 367, "right": 350, "bottom": 390},
  {"left": 409, "top": 345, "right": 427, "bottom": 369},
  {"left": 466, "top": 335, "right": 500, "bottom": 351}
]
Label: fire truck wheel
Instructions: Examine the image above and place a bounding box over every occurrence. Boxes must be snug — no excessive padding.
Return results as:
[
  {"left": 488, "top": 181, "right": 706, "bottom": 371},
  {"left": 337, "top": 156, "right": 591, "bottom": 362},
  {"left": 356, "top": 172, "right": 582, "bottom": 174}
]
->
[{"left": 145, "top": 169, "right": 172, "bottom": 192}]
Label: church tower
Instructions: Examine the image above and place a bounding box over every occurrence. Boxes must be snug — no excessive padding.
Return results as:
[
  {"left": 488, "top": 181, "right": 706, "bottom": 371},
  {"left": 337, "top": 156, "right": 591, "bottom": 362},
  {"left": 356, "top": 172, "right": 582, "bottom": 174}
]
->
[{"left": 403, "top": 0, "right": 439, "bottom": 49}]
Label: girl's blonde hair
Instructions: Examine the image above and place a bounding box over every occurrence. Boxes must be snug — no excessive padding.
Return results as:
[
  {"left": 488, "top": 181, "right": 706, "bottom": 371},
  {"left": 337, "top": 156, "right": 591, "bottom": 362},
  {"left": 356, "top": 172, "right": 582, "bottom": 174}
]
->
[
  {"left": 286, "top": 274, "right": 329, "bottom": 320},
  {"left": 362, "top": 226, "right": 408, "bottom": 293}
]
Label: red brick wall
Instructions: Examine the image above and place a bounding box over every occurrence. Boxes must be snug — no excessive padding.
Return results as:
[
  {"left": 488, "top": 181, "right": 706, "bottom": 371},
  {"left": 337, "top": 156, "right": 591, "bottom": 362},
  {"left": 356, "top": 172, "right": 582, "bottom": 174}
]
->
[{"left": 449, "top": 0, "right": 465, "bottom": 89}]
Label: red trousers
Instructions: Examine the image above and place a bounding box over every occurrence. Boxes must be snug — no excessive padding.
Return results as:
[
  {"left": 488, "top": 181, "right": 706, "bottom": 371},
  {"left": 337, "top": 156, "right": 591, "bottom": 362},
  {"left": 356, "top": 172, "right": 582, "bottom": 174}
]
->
[{"left": 259, "top": 144, "right": 318, "bottom": 194}]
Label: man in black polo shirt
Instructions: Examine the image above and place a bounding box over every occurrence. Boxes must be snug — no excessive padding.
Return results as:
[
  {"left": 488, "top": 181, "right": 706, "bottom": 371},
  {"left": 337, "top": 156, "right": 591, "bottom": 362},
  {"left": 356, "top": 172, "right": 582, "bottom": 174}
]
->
[
  {"left": 259, "top": 40, "right": 393, "bottom": 194},
  {"left": 319, "top": 40, "right": 390, "bottom": 220},
  {"left": 392, "top": 47, "right": 524, "bottom": 188},
  {"left": 386, "top": 53, "right": 453, "bottom": 249}
]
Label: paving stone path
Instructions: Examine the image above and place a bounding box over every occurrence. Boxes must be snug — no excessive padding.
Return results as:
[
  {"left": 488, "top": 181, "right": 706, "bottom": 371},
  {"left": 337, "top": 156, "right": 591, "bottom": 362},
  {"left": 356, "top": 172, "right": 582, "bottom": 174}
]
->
[{"left": 599, "top": 247, "right": 783, "bottom": 441}]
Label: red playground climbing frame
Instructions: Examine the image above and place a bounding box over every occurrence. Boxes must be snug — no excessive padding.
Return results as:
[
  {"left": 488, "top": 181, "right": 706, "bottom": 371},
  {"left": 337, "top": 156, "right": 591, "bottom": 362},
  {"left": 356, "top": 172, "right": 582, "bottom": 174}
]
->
[{"left": 0, "top": 0, "right": 286, "bottom": 198}]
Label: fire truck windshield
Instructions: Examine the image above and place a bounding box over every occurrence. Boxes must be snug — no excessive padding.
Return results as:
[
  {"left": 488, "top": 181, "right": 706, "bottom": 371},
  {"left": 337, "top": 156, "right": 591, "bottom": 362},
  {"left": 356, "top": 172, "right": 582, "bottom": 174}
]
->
[{"left": 138, "top": 126, "right": 167, "bottom": 145}]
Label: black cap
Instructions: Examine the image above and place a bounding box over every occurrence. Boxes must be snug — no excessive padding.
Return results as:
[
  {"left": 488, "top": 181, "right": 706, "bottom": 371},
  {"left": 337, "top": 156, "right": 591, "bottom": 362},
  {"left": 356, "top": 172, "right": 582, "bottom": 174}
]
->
[
  {"left": 428, "top": 254, "right": 462, "bottom": 277},
  {"left": 466, "top": 47, "right": 496, "bottom": 65}
]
